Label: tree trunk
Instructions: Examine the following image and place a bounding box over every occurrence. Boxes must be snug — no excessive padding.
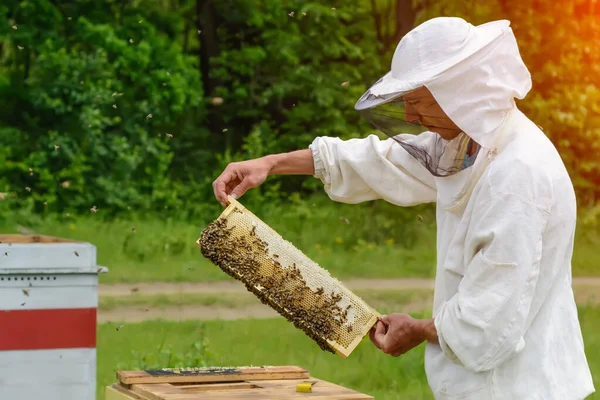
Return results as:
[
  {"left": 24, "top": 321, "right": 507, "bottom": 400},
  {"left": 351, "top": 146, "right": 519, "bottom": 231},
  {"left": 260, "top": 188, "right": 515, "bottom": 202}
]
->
[
  {"left": 183, "top": 18, "right": 190, "bottom": 53},
  {"left": 371, "top": 0, "right": 417, "bottom": 54},
  {"left": 394, "top": 0, "right": 416, "bottom": 45},
  {"left": 196, "top": 0, "right": 218, "bottom": 96}
]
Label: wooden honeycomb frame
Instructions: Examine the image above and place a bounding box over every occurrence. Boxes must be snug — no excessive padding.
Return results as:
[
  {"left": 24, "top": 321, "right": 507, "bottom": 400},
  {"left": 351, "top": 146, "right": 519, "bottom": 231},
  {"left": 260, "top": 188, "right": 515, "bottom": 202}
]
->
[{"left": 196, "top": 197, "right": 381, "bottom": 359}]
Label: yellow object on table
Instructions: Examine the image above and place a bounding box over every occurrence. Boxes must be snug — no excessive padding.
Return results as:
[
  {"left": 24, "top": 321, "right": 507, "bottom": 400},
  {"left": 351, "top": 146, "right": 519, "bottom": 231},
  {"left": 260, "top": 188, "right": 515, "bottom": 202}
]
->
[{"left": 296, "top": 381, "right": 317, "bottom": 393}]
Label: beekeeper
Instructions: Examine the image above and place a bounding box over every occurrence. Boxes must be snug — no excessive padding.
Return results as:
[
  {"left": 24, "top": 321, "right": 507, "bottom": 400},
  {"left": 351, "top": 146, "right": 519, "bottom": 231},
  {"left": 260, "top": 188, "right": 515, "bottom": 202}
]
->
[{"left": 212, "top": 17, "right": 595, "bottom": 400}]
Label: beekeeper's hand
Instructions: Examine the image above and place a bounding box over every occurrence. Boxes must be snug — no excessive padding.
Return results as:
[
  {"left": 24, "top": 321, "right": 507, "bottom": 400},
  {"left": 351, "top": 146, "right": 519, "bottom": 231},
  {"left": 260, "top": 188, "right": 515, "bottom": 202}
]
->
[
  {"left": 369, "top": 314, "right": 438, "bottom": 357},
  {"left": 213, "top": 149, "right": 314, "bottom": 206}
]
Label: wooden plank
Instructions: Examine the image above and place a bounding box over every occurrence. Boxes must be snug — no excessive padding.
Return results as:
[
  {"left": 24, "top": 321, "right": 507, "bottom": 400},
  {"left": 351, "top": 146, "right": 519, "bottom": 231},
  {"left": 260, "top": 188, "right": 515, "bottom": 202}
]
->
[
  {"left": 175, "top": 382, "right": 262, "bottom": 392},
  {"left": 240, "top": 378, "right": 374, "bottom": 399},
  {"left": 131, "top": 384, "right": 172, "bottom": 400},
  {"left": 336, "top": 313, "right": 380, "bottom": 359},
  {"left": 0, "top": 234, "right": 77, "bottom": 244},
  {"left": 117, "top": 378, "right": 374, "bottom": 399},
  {"left": 118, "top": 366, "right": 309, "bottom": 385},
  {"left": 195, "top": 200, "right": 241, "bottom": 248},
  {"left": 105, "top": 385, "right": 136, "bottom": 400},
  {"left": 107, "top": 384, "right": 152, "bottom": 400}
]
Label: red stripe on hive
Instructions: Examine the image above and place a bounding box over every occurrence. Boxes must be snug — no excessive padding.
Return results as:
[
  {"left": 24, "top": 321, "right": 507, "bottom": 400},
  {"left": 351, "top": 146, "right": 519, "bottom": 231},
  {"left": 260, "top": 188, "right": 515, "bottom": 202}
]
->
[{"left": 0, "top": 308, "right": 96, "bottom": 351}]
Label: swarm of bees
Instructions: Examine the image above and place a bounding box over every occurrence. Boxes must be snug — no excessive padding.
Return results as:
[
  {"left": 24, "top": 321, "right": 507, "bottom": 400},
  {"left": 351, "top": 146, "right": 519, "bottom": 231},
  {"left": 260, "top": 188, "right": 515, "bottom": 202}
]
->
[{"left": 199, "top": 215, "right": 355, "bottom": 354}]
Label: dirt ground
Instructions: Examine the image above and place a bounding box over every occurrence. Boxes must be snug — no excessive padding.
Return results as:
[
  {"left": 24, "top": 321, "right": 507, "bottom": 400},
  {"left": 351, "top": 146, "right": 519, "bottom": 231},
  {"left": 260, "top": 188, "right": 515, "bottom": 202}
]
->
[{"left": 98, "top": 277, "right": 600, "bottom": 324}]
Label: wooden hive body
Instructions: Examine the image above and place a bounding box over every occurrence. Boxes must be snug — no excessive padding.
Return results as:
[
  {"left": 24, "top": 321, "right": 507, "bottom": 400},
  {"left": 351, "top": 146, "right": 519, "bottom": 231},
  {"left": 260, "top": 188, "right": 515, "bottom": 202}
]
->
[
  {"left": 107, "top": 366, "right": 374, "bottom": 399},
  {"left": 197, "top": 198, "right": 381, "bottom": 358}
]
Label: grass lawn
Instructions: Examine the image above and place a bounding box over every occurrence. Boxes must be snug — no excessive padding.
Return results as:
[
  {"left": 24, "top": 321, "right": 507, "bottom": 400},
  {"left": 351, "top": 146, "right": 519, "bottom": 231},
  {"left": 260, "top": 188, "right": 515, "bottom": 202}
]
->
[
  {"left": 97, "top": 305, "right": 600, "bottom": 400},
  {"left": 1, "top": 212, "right": 440, "bottom": 284},
  {"left": 98, "top": 289, "right": 435, "bottom": 311},
  {"left": 1, "top": 210, "right": 598, "bottom": 283}
]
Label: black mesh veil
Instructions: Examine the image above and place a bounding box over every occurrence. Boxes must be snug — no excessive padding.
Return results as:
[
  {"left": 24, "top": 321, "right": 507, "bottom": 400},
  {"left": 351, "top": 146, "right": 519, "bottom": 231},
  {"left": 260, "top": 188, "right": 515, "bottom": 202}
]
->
[{"left": 355, "top": 86, "right": 480, "bottom": 177}]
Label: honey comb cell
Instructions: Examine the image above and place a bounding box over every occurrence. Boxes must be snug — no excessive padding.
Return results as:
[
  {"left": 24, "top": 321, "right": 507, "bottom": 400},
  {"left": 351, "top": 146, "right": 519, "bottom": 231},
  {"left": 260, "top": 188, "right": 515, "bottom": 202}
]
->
[{"left": 197, "top": 198, "right": 381, "bottom": 358}]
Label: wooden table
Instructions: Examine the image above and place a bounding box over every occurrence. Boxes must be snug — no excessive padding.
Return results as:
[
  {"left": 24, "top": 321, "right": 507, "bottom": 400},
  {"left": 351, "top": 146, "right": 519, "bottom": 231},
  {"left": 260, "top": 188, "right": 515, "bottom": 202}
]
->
[{"left": 106, "top": 366, "right": 374, "bottom": 399}]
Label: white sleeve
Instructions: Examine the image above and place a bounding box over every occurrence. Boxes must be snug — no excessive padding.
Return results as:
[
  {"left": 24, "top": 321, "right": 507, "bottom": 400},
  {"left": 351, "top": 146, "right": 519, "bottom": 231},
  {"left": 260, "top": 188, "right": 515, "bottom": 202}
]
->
[
  {"left": 309, "top": 134, "right": 437, "bottom": 206},
  {"left": 434, "top": 189, "right": 551, "bottom": 373}
]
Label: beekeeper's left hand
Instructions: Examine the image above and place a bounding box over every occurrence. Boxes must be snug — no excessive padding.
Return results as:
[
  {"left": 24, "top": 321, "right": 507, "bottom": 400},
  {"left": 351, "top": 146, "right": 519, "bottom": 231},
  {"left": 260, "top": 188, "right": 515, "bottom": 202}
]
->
[{"left": 369, "top": 314, "right": 438, "bottom": 357}]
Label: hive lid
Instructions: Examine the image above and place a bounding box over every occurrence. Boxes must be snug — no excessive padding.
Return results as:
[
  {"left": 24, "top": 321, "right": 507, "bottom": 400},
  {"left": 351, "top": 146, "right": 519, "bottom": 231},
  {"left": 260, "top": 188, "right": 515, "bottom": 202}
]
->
[{"left": 0, "top": 234, "right": 103, "bottom": 274}]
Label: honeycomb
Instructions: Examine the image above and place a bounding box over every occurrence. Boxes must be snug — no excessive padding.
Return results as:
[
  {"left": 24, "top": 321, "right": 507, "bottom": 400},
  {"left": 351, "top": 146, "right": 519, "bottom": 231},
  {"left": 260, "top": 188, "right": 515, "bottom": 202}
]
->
[{"left": 197, "top": 197, "right": 381, "bottom": 358}]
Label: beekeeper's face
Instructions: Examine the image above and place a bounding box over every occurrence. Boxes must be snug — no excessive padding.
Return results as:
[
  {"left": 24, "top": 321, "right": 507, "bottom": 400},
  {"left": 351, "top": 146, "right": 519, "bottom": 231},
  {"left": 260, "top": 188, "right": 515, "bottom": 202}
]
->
[{"left": 402, "top": 86, "right": 463, "bottom": 140}]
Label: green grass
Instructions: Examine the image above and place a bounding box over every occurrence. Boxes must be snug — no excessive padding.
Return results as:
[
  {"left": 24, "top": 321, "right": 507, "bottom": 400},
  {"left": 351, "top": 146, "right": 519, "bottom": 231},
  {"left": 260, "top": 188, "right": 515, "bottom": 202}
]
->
[
  {"left": 97, "top": 305, "right": 600, "bottom": 400},
  {"left": 1, "top": 196, "right": 598, "bottom": 283},
  {"left": 98, "top": 289, "right": 434, "bottom": 312},
  {"left": 99, "top": 292, "right": 250, "bottom": 311},
  {"left": 0, "top": 206, "right": 439, "bottom": 284}
]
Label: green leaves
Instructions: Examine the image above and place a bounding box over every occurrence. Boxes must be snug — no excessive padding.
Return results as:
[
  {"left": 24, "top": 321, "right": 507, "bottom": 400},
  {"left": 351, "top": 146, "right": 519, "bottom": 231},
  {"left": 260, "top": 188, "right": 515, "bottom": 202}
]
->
[
  {"left": 1, "top": 0, "right": 598, "bottom": 219},
  {"left": 0, "top": 0, "right": 206, "bottom": 216}
]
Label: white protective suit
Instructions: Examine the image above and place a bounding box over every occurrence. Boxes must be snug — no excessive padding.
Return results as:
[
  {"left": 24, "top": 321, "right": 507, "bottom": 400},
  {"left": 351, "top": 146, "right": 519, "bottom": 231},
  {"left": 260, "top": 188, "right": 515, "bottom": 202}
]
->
[{"left": 309, "top": 17, "right": 595, "bottom": 400}]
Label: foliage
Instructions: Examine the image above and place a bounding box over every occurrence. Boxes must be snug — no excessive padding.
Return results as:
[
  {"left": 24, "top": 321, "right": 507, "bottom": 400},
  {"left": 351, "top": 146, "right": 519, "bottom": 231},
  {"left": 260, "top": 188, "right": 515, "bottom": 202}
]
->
[
  {"left": 0, "top": 0, "right": 599, "bottom": 220},
  {"left": 0, "top": 0, "right": 205, "bottom": 216},
  {"left": 0, "top": 0, "right": 383, "bottom": 219}
]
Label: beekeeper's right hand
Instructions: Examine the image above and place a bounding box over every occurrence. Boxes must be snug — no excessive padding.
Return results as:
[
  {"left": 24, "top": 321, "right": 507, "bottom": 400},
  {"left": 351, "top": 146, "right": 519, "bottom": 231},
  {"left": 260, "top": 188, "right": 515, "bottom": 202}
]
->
[{"left": 212, "top": 149, "right": 314, "bottom": 206}]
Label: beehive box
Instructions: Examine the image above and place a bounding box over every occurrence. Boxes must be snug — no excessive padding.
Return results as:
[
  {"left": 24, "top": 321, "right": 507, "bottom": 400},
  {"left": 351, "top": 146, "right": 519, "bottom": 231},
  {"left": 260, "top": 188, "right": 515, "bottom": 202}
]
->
[
  {"left": 106, "top": 366, "right": 374, "bottom": 399},
  {"left": 0, "top": 234, "right": 108, "bottom": 400},
  {"left": 197, "top": 197, "right": 381, "bottom": 358}
]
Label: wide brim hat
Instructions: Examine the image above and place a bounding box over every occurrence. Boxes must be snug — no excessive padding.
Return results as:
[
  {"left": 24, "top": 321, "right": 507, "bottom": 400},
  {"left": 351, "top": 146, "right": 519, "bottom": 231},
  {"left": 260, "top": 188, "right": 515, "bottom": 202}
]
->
[{"left": 355, "top": 18, "right": 511, "bottom": 111}]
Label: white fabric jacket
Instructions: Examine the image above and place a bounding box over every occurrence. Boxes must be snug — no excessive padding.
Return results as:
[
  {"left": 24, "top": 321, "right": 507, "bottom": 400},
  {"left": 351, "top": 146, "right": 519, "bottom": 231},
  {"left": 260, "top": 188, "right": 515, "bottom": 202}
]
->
[
  {"left": 310, "top": 108, "right": 595, "bottom": 400},
  {"left": 309, "top": 18, "right": 596, "bottom": 400}
]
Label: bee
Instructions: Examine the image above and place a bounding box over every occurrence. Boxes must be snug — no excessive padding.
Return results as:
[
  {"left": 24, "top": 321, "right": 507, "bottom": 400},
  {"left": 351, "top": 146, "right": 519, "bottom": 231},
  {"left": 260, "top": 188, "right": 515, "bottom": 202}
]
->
[
  {"left": 315, "top": 287, "right": 324, "bottom": 295},
  {"left": 74, "top": 251, "right": 79, "bottom": 257},
  {"left": 22, "top": 289, "right": 29, "bottom": 296}
]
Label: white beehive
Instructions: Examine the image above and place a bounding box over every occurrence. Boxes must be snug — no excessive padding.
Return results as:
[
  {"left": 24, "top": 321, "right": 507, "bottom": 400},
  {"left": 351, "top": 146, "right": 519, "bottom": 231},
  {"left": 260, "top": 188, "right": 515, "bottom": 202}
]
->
[{"left": 0, "top": 234, "right": 107, "bottom": 400}]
